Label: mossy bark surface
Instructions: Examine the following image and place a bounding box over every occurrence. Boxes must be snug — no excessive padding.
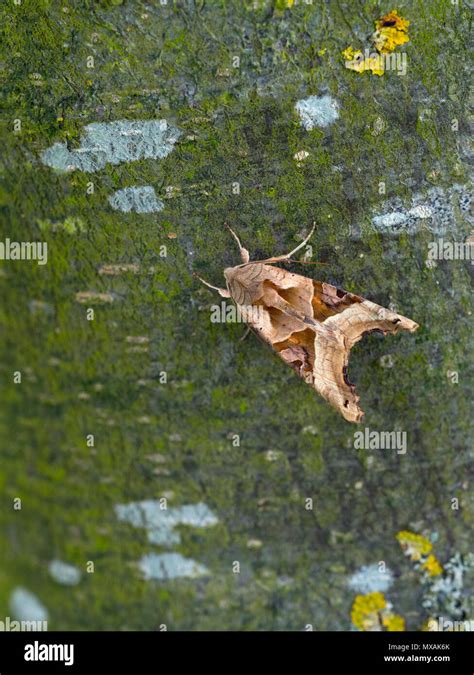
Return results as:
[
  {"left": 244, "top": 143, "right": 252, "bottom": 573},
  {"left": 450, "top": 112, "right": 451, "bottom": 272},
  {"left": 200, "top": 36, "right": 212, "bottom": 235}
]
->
[{"left": 0, "top": 0, "right": 472, "bottom": 630}]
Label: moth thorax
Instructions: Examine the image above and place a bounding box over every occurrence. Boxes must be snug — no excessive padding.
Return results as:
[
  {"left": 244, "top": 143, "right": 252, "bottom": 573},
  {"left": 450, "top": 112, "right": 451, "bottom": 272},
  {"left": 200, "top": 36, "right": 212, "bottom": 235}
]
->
[{"left": 223, "top": 266, "right": 237, "bottom": 281}]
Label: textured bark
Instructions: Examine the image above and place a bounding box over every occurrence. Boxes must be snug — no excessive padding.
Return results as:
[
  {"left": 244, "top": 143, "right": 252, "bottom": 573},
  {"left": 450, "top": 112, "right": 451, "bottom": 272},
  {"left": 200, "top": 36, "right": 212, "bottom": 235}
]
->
[{"left": 0, "top": 0, "right": 472, "bottom": 632}]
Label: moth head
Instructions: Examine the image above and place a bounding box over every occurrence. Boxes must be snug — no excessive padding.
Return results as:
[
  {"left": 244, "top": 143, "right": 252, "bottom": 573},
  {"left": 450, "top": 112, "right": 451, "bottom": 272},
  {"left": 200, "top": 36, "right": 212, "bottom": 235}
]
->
[
  {"left": 223, "top": 267, "right": 237, "bottom": 295},
  {"left": 223, "top": 264, "right": 250, "bottom": 283},
  {"left": 223, "top": 266, "right": 235, "bottom": 283}
]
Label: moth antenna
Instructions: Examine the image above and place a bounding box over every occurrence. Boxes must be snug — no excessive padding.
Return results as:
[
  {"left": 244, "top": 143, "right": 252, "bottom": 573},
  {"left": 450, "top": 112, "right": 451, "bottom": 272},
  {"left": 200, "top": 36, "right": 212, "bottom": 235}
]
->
[
  {"left": 281, "top": 221, "right": 316, "bottom": 258},
  {"left": 303, "top": 220, "right": 317, "bottom": 243},
  {"left": 193, "top": 272, "right": 230, "bottom": 298},
  {"left": 282, "top": 259, "right": 327, "bottom": 266},
  {"left": 225, "top": 223, "right": 250, "bottom": 264},
  {"left": 251, "top": 221, "right": 317, "bottom": 264}
]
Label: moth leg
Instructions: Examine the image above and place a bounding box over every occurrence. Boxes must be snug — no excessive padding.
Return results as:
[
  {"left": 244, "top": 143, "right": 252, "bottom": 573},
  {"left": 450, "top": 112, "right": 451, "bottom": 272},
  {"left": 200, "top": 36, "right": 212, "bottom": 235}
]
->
[
  {"left": 240, "top": 326, "right": 251, "bottom": 341},
  {"left": 194, "top": 273, "right": 231, "bottom": 298},
  {"left": 226, "top": 224, "right": 250, "bottom": 264},
  {"left": 263, "top": 222, "right": 316, "bottom": 263}
]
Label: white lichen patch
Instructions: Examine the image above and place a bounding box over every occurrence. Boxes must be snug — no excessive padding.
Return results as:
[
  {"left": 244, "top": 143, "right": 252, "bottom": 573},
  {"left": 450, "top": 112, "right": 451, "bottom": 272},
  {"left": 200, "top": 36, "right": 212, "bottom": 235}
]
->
[
  {"left": 108, "top": 186, "right": 164, "bottom": 213},
  {"left": 408, "top": 205, "right": 434, "bottom": 219},
  {"left": 115, "top": 501, "right": 218, "bottom": 546},
  {"left": 75, "top": 291, "right": 115, "bottom": 304},
  {"left": 125, "top": 336, "right": 149, "bottom": 344},
  {"left": 41, "top": 119, "right": 181, "bottom": 173},
  {"left": 265, "top": 450, "right": 282, "bottom": 462},
  {"left": 372, "top": 205, "right": 432, "bottom": 229},
  {"left": 348, "top": 564, "right": 394, "bottom": 594},
  {"left": 98, "top": 263, "right": 140, "bottom": 275},
  {"left": 295, "top": 95, "right": 339, "bottom": 130},
  {"left": 138, "top": 553, "right": 209, "bottom": 580},
  {"left": 9, "top": 587, "right": 49, "bottom": 622},
  {"left": 48, "top": 560, "right": 81, "bottom": 586},
  {"left": 370, "top": 185, "right": 472, "bottom": 236},
  {"left": 372, "top": 211, "right": 408, "bottom": 229},
  {"left": 422, "top": 552, "right": 474, "bottom": 619},
  {"left": 293, "top": 150, "right": 310, "bottom": 162},
  {"left": 379, "top": 354, "right": 395, "bottom": 369}
]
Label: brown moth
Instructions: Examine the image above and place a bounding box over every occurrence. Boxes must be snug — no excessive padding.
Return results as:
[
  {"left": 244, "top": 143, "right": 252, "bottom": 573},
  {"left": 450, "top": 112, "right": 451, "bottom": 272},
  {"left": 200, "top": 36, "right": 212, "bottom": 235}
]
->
[{"left": 196, "top": 225, "right": 419, "bottom": 423}]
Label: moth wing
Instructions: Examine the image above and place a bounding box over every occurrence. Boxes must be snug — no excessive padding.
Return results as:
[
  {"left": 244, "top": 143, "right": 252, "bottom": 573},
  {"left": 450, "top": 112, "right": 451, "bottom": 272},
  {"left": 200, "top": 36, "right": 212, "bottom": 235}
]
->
[
  {"left": 274, "top": 324, "right": 363, "bottom": 423},
  {"left": 260, "top": 278, "right": 418, "bottom": 423},
  {"left": 311, "top": 328, "right": 362, "bottom": 423},
  {"left": 230, "top": 266, "right": 418, "bottom": 423},
  {"left": 232, "top": 264, "right": 314, "bottom": 343},
  {"left": 309, "top": 284, "right": 418, "bottom": 421},
  {"left": 312, "top": 280, "right": 419, "bottom": 345},
  {"left": 227, "top": 264, "right": 314, "bottom": 315}
]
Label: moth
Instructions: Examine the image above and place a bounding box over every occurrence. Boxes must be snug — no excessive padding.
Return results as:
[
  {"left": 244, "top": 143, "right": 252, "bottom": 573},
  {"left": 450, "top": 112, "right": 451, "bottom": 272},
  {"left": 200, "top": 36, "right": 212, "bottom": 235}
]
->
[{"left": 196, "top": 225, "right": 419, "bottom": 423}]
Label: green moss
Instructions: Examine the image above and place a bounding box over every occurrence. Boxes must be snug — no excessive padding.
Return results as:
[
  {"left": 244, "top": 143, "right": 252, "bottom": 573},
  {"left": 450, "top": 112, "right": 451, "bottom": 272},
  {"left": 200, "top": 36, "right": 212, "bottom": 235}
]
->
[{"left": 0, "top": 0, "right": 472, "bottom": 631}]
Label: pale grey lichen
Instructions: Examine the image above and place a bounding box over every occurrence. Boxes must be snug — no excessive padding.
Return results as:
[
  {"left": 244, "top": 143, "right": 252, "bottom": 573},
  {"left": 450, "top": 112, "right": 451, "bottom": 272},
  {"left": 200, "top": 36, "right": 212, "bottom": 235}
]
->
[
  {"left": 108, "top": 186, "right": 164, "bottom": 213},
  {"left": 48, "top": 560, "right": 81, "bottom": 586},
  {"left": 41, "top": 119, "right": 181, "bottom": 173},
  {"left": 295, "top": 95, "right": 339, "bottom": 130},
  {"left": 408, "top": 205, "right": 434, "bottom": 219},
  {"left": 9, "top": 587, "right": 49, "bottom": 622},
  {"left": 348, "top": 564, "right": 394, "bottom": 594},
  {"left": 372, "top": 212, "right": 408, "bottom": 230},
  {"left": 422, "top": 553, "right": 474, "bottom": 620},
  {"left": 371, "top": 185, "right": 473, "bottom": 235},
  {"left": 115, "top": 501, "right": 218, "bottom": 546},
  {"left": 138, "top": 553, "right": 210, "bottom": 580}
]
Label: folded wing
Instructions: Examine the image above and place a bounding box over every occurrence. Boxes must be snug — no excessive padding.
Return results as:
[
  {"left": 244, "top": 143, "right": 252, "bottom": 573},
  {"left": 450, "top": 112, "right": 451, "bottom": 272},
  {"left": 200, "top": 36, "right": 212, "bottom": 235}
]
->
[{"left": 231, "top": 266, "right": 419, "bottom": 423}]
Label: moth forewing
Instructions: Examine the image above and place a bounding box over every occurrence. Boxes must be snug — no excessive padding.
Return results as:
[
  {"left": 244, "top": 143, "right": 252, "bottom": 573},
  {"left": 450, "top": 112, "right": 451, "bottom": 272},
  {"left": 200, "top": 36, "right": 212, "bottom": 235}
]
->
[{"left": 199, "top": 229, "right": 419, "bottom": 423}]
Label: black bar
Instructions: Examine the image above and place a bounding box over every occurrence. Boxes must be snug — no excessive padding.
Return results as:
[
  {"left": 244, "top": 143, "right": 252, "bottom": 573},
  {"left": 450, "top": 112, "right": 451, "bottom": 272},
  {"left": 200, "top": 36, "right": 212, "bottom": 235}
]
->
[{"left": 0, "top": 630, "right": 471, "bottom": 673}]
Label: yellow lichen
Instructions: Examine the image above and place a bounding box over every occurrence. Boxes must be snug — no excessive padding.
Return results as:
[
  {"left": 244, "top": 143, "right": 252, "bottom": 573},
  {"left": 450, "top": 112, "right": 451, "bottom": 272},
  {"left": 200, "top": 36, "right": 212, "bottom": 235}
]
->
[
  {"left": 382, "top": 614, "right": 406, "bottom": 631},
  {"left": 373, "top": 10, "right": 410, "bottom": 53},
  {"left": 342, "top": 46, "right": 357, "bottom": 61},
  {"left": 342, "top": 47, "right": 385, "bottom": 76},
  {"left": 352, "top": 593, "right": 407, "bottom": 632},
  {"left": 375, "top": 9, "right": 410, "bottom": 33},
  {"left": 421, "top": 554, "right": 443, "bottom": 577},
  {"left": 351, "top": 592, "right": 386, "bottom": 631},
  {"left": 396, "top": 530, "right": 433, "bottom": 561},
  {"left": 373, "top": 26, "right": 410, "bottom": 53},
  {"left": 343, "top": 9, "right": 409, "bottom": 76}
]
